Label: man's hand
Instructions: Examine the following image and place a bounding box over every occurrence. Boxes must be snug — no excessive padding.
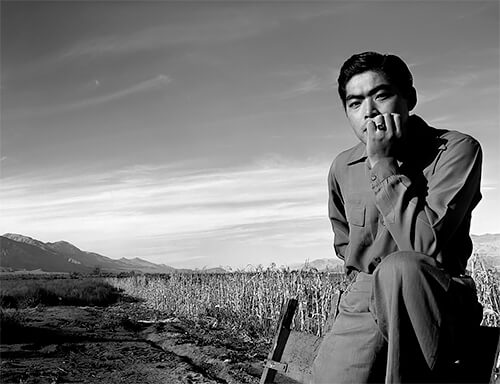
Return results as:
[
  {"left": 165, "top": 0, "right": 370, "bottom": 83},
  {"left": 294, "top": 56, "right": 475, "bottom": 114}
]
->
[{"left": 367, "top": 113, "right": 402, "bottom": 167}]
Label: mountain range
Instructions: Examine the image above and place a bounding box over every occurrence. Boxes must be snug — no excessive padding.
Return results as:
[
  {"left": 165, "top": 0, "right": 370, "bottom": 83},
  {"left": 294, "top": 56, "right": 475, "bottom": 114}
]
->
[
  {"left": 1, "top": 233, "right": 499, "bottom": 274},
  {"left": 0, "top": 233, "right": 182, "bottom": 274}
]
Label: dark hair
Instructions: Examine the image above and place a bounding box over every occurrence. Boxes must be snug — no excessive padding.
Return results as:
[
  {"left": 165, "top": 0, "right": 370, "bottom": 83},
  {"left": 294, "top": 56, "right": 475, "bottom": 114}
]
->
[{"left": 338, "top": 51, "right": 417, "bottom": 110}]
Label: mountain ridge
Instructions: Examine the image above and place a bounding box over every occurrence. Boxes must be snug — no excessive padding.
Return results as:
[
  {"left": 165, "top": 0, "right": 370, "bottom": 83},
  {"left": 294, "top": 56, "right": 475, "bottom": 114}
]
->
[
  {"left": 1, "top": 233, "right": 499, "bottom": 274},
  {"left": 1, "top": 233, "right": 176, "bottom": 274}
]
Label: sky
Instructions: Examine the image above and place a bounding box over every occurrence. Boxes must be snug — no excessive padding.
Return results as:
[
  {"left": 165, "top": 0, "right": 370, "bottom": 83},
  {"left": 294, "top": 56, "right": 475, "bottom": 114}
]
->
[{"left": 1, "top": 1, "right": 499, "bottom": 269}]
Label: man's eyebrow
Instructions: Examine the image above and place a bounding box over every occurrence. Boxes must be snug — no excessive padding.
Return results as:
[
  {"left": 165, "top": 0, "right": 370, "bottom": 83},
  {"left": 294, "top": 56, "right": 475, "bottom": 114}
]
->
[{"left": 345, "top": 84, "right": 393, "bottom": 101}]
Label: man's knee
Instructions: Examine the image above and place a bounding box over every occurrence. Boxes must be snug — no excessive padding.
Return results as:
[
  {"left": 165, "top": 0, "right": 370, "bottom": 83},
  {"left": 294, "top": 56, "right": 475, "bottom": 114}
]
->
[
  {"left": 378, "top": 250, "right": 429, "bottom": 270},
  {"left": 374, "top": 251, "right": 450, "bottom": 296},
  {"left": 375, "top": 251, "right": 437, "bottom": 283}
]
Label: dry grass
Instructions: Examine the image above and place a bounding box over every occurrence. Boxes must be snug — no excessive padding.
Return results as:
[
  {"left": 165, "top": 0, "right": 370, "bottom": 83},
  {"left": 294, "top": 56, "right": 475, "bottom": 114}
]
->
[
  {"left": 107, "top": 267, "right": 347, "bottom": 337},
  {"left": 106, "top": 256, "right": 500, "bottom": 338},
  {"left": 469, "top": 254, "right": 500, "bottom": 327}
]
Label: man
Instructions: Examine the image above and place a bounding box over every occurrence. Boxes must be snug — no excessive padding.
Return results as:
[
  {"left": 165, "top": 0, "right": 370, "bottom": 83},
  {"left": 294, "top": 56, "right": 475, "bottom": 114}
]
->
[{"left": 312, "top": 52, "right": 483, "bottom": 383}]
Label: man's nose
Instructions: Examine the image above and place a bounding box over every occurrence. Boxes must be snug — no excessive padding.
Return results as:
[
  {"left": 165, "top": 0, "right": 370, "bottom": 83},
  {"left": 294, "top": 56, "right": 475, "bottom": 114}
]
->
[{"left": 364, "top": 99, "right": 379, "bottom": 119}]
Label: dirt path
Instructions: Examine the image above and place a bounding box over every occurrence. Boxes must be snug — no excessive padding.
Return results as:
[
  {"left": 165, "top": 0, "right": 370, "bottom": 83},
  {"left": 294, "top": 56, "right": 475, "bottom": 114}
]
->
[{"left": 0, "top": 303, "right": 270, "bottom": 383}]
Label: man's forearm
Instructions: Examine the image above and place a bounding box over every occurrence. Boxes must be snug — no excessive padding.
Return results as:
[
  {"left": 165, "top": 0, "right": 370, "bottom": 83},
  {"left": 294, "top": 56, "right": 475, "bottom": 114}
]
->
[{"left": 368, "top": 137, "right": 482, "bottom": 258}]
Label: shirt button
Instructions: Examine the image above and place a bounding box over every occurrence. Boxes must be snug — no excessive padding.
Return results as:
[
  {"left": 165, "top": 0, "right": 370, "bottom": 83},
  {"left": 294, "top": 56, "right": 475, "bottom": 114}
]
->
[{"left": 371, "top": 175, "right": 377, "bottom": 181}]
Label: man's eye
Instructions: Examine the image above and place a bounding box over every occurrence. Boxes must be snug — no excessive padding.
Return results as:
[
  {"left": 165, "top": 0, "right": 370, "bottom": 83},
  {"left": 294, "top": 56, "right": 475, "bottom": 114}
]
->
[
  {"left": 376, "top": 93, "right": 391, "bottom": 100},
  {"left": 348, "top": 101, "right": 361, "bottom": 109}
]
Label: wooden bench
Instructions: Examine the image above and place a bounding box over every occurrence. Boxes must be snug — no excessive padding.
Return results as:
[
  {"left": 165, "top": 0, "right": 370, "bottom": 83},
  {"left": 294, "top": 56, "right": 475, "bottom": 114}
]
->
[{"left": 260, "top": 299, "right": 500, "bottom": 384}]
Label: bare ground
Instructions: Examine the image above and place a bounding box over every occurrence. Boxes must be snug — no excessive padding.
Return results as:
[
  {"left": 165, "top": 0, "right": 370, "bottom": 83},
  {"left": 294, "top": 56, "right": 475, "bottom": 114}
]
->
[{"left": 0, "top": 302, "right": 273, "bottom": 384}]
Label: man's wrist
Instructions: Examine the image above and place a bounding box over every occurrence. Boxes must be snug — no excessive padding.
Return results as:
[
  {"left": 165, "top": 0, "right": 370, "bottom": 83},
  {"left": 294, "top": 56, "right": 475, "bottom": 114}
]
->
[
  {"left": 368, "top": 155, "right": 389, "bottom": 168},
  {"left": 369, "top": 157, "right": 399, "bottom": 184}
]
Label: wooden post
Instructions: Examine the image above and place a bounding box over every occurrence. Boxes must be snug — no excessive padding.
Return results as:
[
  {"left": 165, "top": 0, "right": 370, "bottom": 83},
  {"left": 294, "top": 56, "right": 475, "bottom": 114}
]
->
[{"left": 260, "top": 298, "right": 298, "bottom": 384}]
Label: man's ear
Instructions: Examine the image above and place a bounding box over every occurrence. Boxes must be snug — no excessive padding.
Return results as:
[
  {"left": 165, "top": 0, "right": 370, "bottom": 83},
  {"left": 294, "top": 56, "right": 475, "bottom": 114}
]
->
[{"left": 406, "top": 87, "right": 417, "bottom": 111}]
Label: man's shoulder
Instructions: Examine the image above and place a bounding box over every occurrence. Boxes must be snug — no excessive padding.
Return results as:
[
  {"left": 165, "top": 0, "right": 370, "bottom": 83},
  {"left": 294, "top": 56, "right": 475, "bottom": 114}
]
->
[
  {"left": 439, "top": 129, "right": 479, "bottom": 145},
  {"left": 414, "top": 115, "right": 479, "bottom": 148},
  {"left": 328, "top": 142, "right": 365, "bottom": 184},
  {"left": 433, "top": 127, "right": 481, "bottom": 153}
]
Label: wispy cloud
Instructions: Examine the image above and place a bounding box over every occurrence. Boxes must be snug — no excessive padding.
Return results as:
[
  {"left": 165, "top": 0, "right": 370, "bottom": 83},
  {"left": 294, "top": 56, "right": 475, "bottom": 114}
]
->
[
  {"left": 277, "top": 74, "right": 324, "bottom": 100},
  {"left": 418, "top": 70, "right": 497, "bottom": 108},
  {"left": 9, "top": 4, "right": 354, "bottom": 81},
  {"left": 57, "top": 20, "right": 268, "bottom": 61},
  {"left": 455, "top": 2, "right": 494, "bottom": 21},
  {"left": 480, "top": 178, "right": 498, "bottom": 192},
  {"left": 418, "top": 71, "right": 479, "bottom": 106},
  {"left": 55, "top": 5, "right": 353, "bottom": 62},
  {"left": 68, "top": 74, "right": 171, "bottom": 109},
  {"left": 7, "top": 75, "right": 171, "bottom": 119},
  {"left": 273, "top": 69, "right": 335, "bottom": 100},
  {"left": 8, "top": 12, "right": 276, "bottom": 78}
]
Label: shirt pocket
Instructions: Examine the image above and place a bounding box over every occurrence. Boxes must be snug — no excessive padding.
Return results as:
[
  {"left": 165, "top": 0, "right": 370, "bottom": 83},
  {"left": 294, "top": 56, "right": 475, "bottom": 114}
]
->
[{"left": 347, "top": 203, "right": 366, "bottom": 227}]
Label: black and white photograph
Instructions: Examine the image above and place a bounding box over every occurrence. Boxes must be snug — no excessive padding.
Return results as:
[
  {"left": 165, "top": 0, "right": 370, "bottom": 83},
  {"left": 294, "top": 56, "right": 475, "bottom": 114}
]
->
[{"left": 1, "top": 1, "right": 499, "bottom": 383}]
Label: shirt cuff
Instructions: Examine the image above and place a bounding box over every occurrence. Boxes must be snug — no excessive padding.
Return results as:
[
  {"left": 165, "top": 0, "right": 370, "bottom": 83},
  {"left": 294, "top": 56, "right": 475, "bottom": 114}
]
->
[{"left": 369, "top": 157, "right": 399, "bottom": 188}]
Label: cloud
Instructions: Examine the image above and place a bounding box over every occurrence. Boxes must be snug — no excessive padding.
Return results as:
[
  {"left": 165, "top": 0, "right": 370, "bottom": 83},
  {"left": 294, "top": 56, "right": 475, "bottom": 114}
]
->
[
  {"left": 7, "top": 75, "right": 171, "bottom": 118},
  {"left": 6, "top": 3, "right": 354, "bottom": 82},
  {"left": 416, "top": 51, "right": 498, "bottom": 107},
  {"left": 426, "top": 115, "right": 454, "bottom": 126},
  {"left": 417, "top": 71, "right": 481, "bottom": 106},
  {"left": 455, "top": 2, "right": 494, "bottom": 21},
  {"left": 0, "top": 159, "right": 331, "bottom": 258},
  {"left": 271, "top": 68, "right": 336, "bottom": 100},
  {"left": 4, "top": 155, "right": 498, "bottom": 264},
  {"left": 72, "top": 74, "right": 171, "bottom": 108},
  {"left": 7, "top": 11, "right": 277, "bottom": 79},
  {"left": 481, "top": 178, "right": 498, "bottom": 192},
  {"left": 71, "top": 21, "right": 263, "bottom": 58},
  {"left": 276, "top": 74, "right": 324, "bottom": 100},
  {"left": 55, "top": 5, "right": 352, "bottom": 62}
]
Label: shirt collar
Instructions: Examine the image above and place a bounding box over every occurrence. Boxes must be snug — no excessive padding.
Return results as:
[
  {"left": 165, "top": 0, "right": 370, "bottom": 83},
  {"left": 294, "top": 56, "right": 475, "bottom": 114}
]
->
[{"left": 346, "top": 142, "right": 367, "bottom": 165}]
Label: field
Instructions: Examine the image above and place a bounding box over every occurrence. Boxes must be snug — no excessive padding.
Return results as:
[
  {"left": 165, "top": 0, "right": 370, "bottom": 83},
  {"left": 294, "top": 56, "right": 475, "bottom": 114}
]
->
[
  {"left": 107, "top": 254, "right": 500, "bottom": 334},
  {"left": 0, "top": 276, "right": 273, "bottom": 383},
  {"left": 106, "top": 267, "right": 347, "bottom": 338},
  {"left": 1, "top": 254, "right": 499, "bottom": 384}
]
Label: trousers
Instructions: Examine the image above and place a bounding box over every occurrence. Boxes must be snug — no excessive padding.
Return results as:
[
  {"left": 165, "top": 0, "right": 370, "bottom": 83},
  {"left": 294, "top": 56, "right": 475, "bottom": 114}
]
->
[{"left": 311, "top": 251, "right": 482, "bottom": 384}]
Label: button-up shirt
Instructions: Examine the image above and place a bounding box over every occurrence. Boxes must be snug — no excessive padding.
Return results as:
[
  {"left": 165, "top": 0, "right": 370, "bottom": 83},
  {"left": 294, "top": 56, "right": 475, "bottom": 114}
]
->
[{"left": 328, "top": 115, "right": 482, "bottom": 276}]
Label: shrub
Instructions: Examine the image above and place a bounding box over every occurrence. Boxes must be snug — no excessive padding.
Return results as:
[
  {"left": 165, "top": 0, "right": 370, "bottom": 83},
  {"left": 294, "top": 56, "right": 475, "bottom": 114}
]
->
[{"left": 0, "top": 278, "right": 123, "bottom": 308}]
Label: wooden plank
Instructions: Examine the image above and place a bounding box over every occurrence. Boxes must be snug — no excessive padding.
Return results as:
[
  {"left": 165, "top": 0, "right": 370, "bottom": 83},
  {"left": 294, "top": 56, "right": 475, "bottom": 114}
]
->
[
  {"left": 260, "top": 298, "right": 298, "bottom": 384},
  {"left": 279, "top": 330, "right": 323, "bottom": 383},
  {"left": 324, "top": 289, "right": 343, "bottom": 335}
]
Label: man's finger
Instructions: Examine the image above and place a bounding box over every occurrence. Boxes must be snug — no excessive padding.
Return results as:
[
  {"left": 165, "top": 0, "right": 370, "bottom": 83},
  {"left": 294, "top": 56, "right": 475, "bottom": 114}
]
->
[
  {"left": 391, "top": 113, "right": 402, "bottom": 138},
  {"left": 367, "top": 120, "right": 377, "bottom": 138},
  {"left": 382, "top": 113, "right": 394, "bottom": 137}
]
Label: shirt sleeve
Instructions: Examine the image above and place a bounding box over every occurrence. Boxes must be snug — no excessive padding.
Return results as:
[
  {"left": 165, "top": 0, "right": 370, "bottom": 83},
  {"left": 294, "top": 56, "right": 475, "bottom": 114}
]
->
[
  {"left": 328, "top": 162, "right": 349, "bottom": 260},
  {"left": 369, "top": 136, "right": 482, "bottom": 258}
]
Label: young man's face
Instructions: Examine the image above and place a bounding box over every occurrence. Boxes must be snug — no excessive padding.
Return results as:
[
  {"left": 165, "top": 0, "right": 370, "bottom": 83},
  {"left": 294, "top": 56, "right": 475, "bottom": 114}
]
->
[{"left": 344, "top": 70, "right": 410, "bottom": 144}]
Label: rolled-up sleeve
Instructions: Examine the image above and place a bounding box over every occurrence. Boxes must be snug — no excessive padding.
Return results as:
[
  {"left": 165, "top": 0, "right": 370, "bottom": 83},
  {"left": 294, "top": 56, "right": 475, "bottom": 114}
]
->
[{"left": 368, "top": 136, "right": 482, "bottom": 258}]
